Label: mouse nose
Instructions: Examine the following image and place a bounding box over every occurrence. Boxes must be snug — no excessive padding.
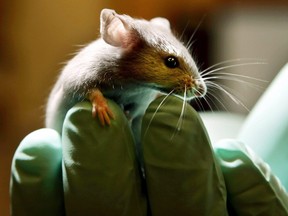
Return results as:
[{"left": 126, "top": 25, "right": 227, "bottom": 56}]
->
[{"left": 194, "top": 79, "right": 207, "bottom": 97}]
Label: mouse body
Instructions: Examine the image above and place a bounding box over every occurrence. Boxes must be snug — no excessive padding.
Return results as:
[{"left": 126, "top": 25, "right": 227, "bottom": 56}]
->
[{"left": 45, "top": 9, "right": 206, "bottom": 133}]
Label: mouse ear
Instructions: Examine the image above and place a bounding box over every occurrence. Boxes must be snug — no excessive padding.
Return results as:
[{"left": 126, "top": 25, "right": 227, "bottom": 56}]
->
[
  {"left": 150, "top": 17, "right": 171, "bottom": 32},
  {"left": 100, "top": 9, "right": 134, "bottom": 48}
]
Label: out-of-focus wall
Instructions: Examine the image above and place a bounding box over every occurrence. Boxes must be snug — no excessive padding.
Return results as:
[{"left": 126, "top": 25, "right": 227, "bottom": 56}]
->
[
  {"left": 1, "top": 0, "right": 288, "bottom": 215},
  {"left": 210, "top": 7, "right": 288, "bottom": 113}
]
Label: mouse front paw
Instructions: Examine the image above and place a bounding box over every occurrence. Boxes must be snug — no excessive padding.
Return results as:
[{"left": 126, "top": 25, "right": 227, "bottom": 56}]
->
[{"left": 88, "top": 88, "right": 114, "bottom": 126}]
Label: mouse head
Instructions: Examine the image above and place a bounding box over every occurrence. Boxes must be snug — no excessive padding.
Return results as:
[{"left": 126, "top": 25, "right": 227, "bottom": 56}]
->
[{"left": 100, "top": 9, "right": 206, "bottom": 100}]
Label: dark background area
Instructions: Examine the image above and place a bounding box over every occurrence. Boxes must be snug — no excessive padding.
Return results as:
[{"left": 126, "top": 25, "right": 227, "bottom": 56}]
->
[{"left": 1, "top": 0, "right": 288, "bottom": 215}]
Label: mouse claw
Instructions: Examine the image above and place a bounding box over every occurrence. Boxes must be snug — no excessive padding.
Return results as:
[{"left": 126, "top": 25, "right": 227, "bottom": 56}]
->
[
  {"left": 89, "top": 88, "right": 114, "bottom": 126},
  {"left": 94, "top": 105, "right": 114, "bottom": 126}
]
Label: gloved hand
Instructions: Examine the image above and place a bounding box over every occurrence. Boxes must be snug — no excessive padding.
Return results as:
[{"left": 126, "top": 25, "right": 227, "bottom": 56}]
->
[{"left": 10, "top": 96, "right": 288, "bottom": 216}]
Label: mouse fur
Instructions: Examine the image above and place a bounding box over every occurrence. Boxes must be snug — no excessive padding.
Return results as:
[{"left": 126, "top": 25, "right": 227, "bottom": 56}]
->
[{"left": 45, "top": 8, "right": 206, "bottom": 133}]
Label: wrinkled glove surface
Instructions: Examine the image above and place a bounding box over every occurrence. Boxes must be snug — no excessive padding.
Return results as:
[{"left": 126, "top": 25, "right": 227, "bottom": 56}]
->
[{"left": 10, "top": 96, "right": 288, "bottom": 216}]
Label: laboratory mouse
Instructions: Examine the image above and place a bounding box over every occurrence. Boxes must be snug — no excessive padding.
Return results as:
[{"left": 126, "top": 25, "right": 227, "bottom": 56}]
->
[{"left": 45, "top": 8, "right": 207, "bottom": 134}]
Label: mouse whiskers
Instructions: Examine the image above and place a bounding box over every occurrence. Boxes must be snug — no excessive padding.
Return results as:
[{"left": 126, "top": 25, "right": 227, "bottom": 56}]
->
[
  {"left": 194, "top": 87, "right": 214, "bottom": 111},
  {"left": 143, "top": 89, "right": 175, "bottom": 138},
  {"left": 199, "top": 58, "right": 267, "bottom": 112},
  {"left": 185, "top": 15, "right": 207, "bottom": 51},
  {"left": 205, "top": 81, "right": 250, "bottom": 112},
  {"left": 171, "top": 85, "right": 188, "bottom": 140},
  {"left": 200, "top": 58, "right": 265, "bottom": 75},
  {"left": 201, "top": 61, "right": 267, "bottom": 77},
  {"left": 179, "top": 21, "right": 191, "bottom": 42}
]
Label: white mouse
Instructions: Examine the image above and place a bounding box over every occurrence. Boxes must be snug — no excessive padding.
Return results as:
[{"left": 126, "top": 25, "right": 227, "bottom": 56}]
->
[{"left": 45, "top": 8, "right": 207, "bottom": 134}]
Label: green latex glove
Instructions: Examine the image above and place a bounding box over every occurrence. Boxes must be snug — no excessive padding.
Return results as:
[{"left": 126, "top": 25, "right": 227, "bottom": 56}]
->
[
  {"left": 10, "top": 96, "right": 288, "bottom": 215},
  {"left": 214, "top": 139, "right": 288, "bottom": 215}
]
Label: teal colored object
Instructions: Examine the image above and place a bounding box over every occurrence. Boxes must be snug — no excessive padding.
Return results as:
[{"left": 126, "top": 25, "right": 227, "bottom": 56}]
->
[
  {"left": 214, "top": 139, "right": 288, "bottom": 215},
  {"left": 238, "top": 63, "right": 288, "bottom": 189},
  {"left": 10, "top": 64, "right": 288, "bottom": 215},
  {"left": 10, "top": 129, "right": 64, "bottom": 215}
]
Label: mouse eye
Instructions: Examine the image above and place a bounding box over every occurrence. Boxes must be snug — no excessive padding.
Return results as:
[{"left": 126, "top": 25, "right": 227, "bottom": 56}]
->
[{"left": 164, "top": 56, "right": 179, "bottom": 68}]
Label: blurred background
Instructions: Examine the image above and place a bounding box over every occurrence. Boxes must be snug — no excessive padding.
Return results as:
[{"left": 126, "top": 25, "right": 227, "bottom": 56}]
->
[{"left": 1, "top": 0, "right": 288, "bottom": 215}]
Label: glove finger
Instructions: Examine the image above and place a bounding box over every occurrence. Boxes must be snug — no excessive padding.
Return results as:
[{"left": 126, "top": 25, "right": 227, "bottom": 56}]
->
[
  {"left": 10, "top": 128, "right": 64, "bottom": 216},
  {"left": 142, "top": 95, "right": 227, "bottom": 216},
  {"left": 62, "top": 100, "right": 147, "bottom": 216},
  {"left": 214, "top": 139, "right": 288, "bottom": 215}
]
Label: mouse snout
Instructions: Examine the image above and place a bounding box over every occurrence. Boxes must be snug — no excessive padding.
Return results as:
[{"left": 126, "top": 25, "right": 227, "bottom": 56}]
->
[
  {"left": 174, "top": 76, "right": 207, "bottom": 99},
  {"left": 194, "top": 79, "right": 207, "bottom": 97}
]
